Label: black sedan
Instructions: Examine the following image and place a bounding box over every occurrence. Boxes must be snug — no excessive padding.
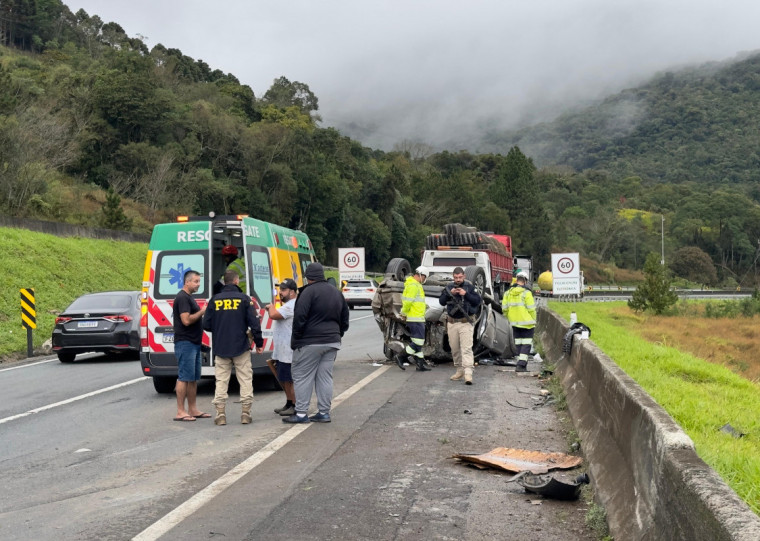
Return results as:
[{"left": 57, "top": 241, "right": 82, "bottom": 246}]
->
[{"left": 52, "top": 291, "right": 141, "bottom": 363}]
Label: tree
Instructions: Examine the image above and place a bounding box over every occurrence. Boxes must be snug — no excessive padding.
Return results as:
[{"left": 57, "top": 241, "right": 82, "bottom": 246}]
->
[
  {"left": 669, "top": 246, "right": 718, "bottom": 285},
  {"left": 100, "top": 188, "right": 132, "bottom": 230},
  {"left": 262, "top": 76, "right": 318, "bottom": 115},
  {"left": 628, "top": 253, "right": 678, "bottom": 314}
]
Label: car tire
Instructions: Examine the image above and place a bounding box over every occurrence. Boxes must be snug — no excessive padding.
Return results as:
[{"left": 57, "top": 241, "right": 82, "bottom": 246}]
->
[
  {"left": 153, "top": 376, "right": 176, "bottom": 394},
  {"left": 385, "top": 258, "right": 411, "bottom": 282},
  {"left": 465, "top": 265, "right": 488, "bottom": 296},
  {"left": 348, "top": 303, "right": 355, "bottom": 310},
  {"left": 57, "top": 352, "right": 76, "bottom": 363}
]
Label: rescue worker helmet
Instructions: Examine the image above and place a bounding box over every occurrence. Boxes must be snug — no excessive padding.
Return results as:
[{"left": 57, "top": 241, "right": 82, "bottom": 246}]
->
[
  {"left": 415, "top": 266, "right": 429, "bottom": 276},
  {"left": 516, "top": 270, "right": 529, "bottom": 280},
  {"left": 222, "top": 245, "right": 238, "bottom": 256}
]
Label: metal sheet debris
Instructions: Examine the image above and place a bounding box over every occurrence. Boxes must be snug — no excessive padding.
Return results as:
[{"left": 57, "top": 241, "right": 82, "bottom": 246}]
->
[{"left": 453, "top": 447, "right": 582, "bottom": 474}]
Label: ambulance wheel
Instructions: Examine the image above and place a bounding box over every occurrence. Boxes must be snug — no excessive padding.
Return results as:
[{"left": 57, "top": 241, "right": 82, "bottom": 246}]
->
[{"left": 153, "top": 376, "right": 176, "bottom": 394}]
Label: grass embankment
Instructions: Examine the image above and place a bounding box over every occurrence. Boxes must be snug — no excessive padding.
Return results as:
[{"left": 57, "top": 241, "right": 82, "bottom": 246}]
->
[
  {"left": 0, "top": 227, "right": 147, "bottom": 359},
  {"left": 549, "top": 301, "right": 760, "bottom": 515}
]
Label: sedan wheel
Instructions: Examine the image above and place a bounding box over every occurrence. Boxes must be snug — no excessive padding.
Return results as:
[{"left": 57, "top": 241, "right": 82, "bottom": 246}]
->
[{"left": 57, "top": 352, "right": 76, "bottom": 363}]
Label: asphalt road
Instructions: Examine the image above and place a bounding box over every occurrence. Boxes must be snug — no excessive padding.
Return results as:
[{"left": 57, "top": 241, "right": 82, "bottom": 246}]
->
[{"left": 0, "top": 309, "right": 596, "bottom": 540}]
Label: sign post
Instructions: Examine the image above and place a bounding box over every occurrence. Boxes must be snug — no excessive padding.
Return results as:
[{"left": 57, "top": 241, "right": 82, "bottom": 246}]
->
[
  {"left": 20, "top": 288, "right": 36, "bottom": 357},
  {"left": 551, "top": 253, "right": 581, "bottom": 296},
  {"left": 338, "top": 248, "right": 366, "bottom": 283}
]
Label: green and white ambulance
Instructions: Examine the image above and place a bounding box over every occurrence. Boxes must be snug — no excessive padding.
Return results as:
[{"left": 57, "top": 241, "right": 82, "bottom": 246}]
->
[{"left": 139, "top": 214, "right": 316, "bottom": 393}]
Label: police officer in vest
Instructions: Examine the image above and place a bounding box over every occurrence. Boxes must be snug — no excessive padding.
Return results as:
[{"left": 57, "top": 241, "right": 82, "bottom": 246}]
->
[
  {"left": 502, "top": 270, "right": 536, "bottom": 373},
  {"left": 395, "top": 266, "right": 431, "bottom": 372},
  {"left": 203, "top": 269, "right": 264, "bottom": 425}
]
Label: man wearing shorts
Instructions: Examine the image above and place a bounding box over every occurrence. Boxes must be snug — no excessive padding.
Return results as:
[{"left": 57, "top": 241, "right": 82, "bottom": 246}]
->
[
  {"left": 172, "top": 270, "right": 208, "bottom": 422},
  {"left": 267, "top": 278, "right": 298, "bottom": 416}
]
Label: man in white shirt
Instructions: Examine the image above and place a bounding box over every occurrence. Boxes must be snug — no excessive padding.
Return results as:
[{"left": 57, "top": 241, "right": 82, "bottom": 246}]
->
[{"left": 267, "top": 278, "right": 298, "bottom": 416}]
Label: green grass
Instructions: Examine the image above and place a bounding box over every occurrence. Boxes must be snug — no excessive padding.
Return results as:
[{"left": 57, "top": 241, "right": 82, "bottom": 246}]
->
[
  {"left": 549, "top": 301, "right": 760, "bottom": 515},
  {"left": 0, "top": 227, "right": 147, "bottom": 358}
]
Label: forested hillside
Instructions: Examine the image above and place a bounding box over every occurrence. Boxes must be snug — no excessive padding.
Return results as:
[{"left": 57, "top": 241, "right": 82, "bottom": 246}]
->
[
  {"left": 484, "top": 52, "right": 760, "bottom": 186},
  {"left": 0, "top": 0, "right": 553, "bottom": 271},
  {"left": 2, "top": 0, "right": 760, "bottom": 287}
]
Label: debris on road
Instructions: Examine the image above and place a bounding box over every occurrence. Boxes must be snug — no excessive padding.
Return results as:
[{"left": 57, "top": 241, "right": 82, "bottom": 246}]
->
[
  {"left": 452, "top": 447, "right": 582, "bottom": 474},
  {"left": 514, "top": 472, "right": 590, "bottom": 501}
]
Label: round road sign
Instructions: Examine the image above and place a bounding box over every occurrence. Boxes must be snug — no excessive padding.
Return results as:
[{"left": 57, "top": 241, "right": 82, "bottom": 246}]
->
[
  {"left": 343, "top": 251, "right": 360, "bottom": 269},
  {"left": 557, "top": 257, "right": 575, "bottom": 275}
]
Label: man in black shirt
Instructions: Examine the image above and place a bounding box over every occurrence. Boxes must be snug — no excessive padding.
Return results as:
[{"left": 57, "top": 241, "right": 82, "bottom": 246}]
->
[
  {"left": 283, "top": 263, "right": 349, "bottom": 424},
  {"left": 172, "top": 270, "right": 208, "bottom": 422}
]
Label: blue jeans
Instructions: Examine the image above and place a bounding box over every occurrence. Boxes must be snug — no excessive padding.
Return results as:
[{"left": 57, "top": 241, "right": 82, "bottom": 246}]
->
[{"left": 175, "top": 341, "right": 202, "bottom": 382}]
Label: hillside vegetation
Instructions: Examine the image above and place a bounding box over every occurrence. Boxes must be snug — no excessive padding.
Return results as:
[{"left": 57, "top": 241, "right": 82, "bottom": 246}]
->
[
  {"left": 3, "top": 1, "right": 760, "bottom": 287},
  {"left": 0, "top": 227, "right": 147, "bottom": 359}
]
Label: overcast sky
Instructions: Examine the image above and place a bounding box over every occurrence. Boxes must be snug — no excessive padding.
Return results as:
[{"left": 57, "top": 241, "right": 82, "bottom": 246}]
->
[{"left": 68, "top": 0, "right": 760, "bottom": 151}]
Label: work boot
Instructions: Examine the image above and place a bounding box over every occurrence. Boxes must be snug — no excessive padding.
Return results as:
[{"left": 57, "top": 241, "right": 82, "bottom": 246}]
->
[
  {"left": 241, "top": 405, "right": 252, "bottom": 425},
  {"left": 515, "top": 362, "right": 528, "bottom": 373},
  {"left": 214, "top": 406, "right": 227, "bottom": 426},
  {"left": 450, "top": 368, "right": 465, "bottom": 381},
  {"left": 395, "top": 353, "right": 407, "bottom": 371},
  {"left": 415, "top": 358, "right": 431, "bottom": 371},
  {"left": 464, "top": 368, "right": 473, "bottom": 385}
]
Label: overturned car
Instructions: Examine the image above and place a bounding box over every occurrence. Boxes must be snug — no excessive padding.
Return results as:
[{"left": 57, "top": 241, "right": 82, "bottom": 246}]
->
[{"left": 371, "top": 258, "right": 518, "bottom": 363}]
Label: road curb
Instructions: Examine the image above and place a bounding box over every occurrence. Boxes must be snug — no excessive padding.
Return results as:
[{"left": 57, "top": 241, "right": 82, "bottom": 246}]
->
[{"left": 537, "top": 306, "right": 760, "bottom": 540}]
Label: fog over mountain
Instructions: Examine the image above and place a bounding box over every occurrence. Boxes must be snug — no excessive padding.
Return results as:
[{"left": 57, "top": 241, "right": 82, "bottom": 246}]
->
[{"left": 69, "top": 0, "right": 760, "bottom": 151}]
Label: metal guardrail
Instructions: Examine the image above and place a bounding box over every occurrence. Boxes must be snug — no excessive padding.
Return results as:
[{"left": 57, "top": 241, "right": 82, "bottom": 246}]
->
[{"left": 545, "top": 289, "right": 754, "bottom": 302}]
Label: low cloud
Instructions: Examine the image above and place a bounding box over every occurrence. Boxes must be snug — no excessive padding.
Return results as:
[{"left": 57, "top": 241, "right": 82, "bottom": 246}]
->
[{"left": 69, "top": 0, "right": 760, "bottom": 151}]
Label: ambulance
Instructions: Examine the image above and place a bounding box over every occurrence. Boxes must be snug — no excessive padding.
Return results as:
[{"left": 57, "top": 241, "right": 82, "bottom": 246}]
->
[{"left": 139, "top": 214, "right": 316, "bottom": 393}]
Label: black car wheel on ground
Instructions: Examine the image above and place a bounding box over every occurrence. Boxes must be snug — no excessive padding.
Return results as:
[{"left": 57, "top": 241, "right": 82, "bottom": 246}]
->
[
  {"left": 153, "top": 376, "right": 176, "bottom": 394},
  {"left": 57, "top": 352, "right": 76, "bottom": 363}
]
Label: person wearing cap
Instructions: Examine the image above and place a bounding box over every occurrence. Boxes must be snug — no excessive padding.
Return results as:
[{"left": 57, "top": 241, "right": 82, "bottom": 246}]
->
[
  {"left": 216, "top": 245, "right": 246, "bottom": 295},
  {"left": 439, "top": 266, "right": 481, "bottom": 385},
  {"left": 502, "top": 270, "right": 536, "bottom": 373},
  {"left": 394, "top": 266, "right": 431, "bottom": 372},
  {"left": 266, "top": 278, "right": 299, "bottom": 417},
  {"left": 283, "top": 262, "right": 349, "bottom": 424}
]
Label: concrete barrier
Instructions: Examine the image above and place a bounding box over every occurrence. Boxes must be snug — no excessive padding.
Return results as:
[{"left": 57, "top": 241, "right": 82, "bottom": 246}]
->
[{"left": 537, "top": 306, "right": 760, "bottom": 540}]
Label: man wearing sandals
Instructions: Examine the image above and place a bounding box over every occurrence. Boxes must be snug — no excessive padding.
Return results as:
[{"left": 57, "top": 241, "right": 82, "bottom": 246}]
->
[
  {"left": 204, "top": 269, "right": 264, "bottom": 425},
  {"left": 172, "top": 270, "right": 208, "bottom": 422}
]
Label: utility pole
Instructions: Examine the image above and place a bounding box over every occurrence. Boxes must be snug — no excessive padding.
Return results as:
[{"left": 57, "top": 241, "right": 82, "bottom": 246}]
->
[{"left": 661, "top": 215, "right": 665, "bottom": 266}]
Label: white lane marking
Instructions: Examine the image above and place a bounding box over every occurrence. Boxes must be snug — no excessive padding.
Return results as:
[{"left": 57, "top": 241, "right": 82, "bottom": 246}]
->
[
  {"left": 0, "top": 358, "right": 57, "bottom": 372},
  {"left": 349, "top": 314, "right": 374, "bottom": 322},
  {"left": 0, "top": 377, "right": 148, "bottom": 425},
  {"left": 133, "top": 364, "right": 393, "bottom": 541}
]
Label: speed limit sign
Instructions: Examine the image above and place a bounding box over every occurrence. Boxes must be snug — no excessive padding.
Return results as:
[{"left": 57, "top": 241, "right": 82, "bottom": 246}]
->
[
  {"left": 552, "top": 253, "right": 579, "bottom": 278},
  {"left": 338, "top": 247, "right": 365, "bottom": 280}
]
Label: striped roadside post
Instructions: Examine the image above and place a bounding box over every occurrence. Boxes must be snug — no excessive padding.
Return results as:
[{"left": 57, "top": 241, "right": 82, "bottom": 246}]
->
[{"left": 20, "top": 288, "right": 36, "bottom": 358}]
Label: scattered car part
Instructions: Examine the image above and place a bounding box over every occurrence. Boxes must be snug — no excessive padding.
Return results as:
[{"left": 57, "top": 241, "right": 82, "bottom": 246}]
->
[
  {"left": 516, "top": 472, "right": 590, "bottom": 500},
  {"left": 452, "top": 447, "right": 583, "bottom": 474}
]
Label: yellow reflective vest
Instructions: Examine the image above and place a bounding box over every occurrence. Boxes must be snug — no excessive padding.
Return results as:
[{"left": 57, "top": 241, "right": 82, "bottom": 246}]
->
[
  {"left": 225, "top": 258, "right": 247, "bottom": 292},
  {"left": 502, "top": 285, "right": 536, "bottom": 328},
  {"left": 401, "top": 276, "right": 426, "bottom": 322}
]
